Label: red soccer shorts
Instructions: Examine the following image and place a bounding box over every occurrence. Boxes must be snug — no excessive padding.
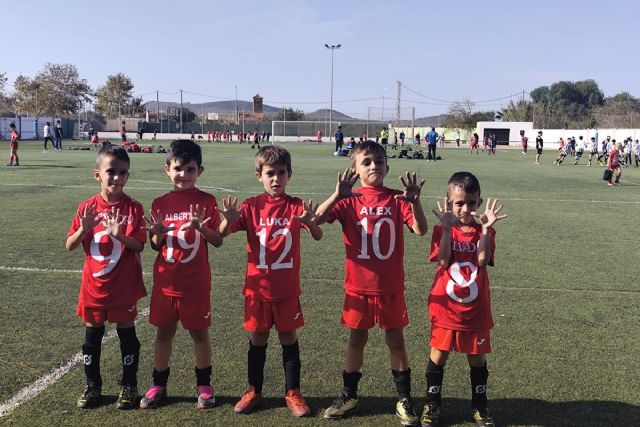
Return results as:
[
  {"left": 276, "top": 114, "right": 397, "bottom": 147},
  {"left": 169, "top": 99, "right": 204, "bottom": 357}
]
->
[
  {"left": 149, "top": 288, "right": 211, "bottom": 330},
  {"left": 244, "top": 296, "right": 304, "bottom": 332},
  {"left": 77, "top": 301, "right": 138, "bottom": 325},
  {"left": 430, "top": 325, "right": 491, "bottom": 355},
  {"left": 10, "top": 142, "right": 18, "bottom": 150},
  {"left": 341, "top": 289, "right": 409, "bottom": 330}
]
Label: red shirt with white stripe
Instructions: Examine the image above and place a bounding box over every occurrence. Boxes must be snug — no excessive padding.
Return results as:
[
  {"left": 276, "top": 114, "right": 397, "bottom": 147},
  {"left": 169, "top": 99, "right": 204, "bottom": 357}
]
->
[
  {"left": 230, "top": 194, "right": 309, "bottom": 302},
  {"left": 67, "top": 194, "right": 147, "bottom": 308},
  {"left": 151, "top": 188, "right": 220, "bottom": 297},
  {"left": 328, "top": 186, "right": 414, "bottom": 296},
  {"left": 428, "top": 224, "right": 495, "bottom": 331}
]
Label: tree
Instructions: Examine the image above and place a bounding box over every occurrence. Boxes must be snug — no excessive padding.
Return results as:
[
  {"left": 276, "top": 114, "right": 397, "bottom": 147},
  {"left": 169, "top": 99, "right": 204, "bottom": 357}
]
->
[
  {"left": 501, "top": 100, "right": 534, "bottom": 122},
  {"left": 13, "top": 63, "right": 92, "bottom": 116},
  {"left": 166, "top": 106, "right": 198, "bottom": 123},
  {"left": 443, "top": 99, "right": 476, "bottom": 133},
  {"left": 593, "top": 92, "right": 640, "bottom": 128},
  {"left": 95, "top": 73, "right": 141, "bottom": 119},
  {"left": 0, "top": 72, "right": 11, "bottom": 113},
  {"left": 274, "top": 107, "right": 305, "bottom": 121}
]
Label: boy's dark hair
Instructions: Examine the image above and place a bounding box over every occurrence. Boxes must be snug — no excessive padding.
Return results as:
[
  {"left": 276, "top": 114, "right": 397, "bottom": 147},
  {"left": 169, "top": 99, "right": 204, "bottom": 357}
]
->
[
  {"left": 167, "top": 139, "right": 202, "bottom": 166},
  {"left": 255, "top": 145, "right": 292, "bottom": 175},
  {"left": 96, "top": 145, "right": 130, "bottom": 167},
  {"left": 350, "top": 140, "right": 387, "bottom": 166},
  {"left": 448, "top": 171, "right": 481, "bottom": 196},
  {"left": 9, "top": 122, "right": 16, "bottom": 128}
]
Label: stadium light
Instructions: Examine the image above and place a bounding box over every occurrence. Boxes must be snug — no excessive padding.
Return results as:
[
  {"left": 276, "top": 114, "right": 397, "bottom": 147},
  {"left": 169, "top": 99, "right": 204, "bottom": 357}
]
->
[{"left": 325, "top": 43, "right": 341, "bottom": 143}]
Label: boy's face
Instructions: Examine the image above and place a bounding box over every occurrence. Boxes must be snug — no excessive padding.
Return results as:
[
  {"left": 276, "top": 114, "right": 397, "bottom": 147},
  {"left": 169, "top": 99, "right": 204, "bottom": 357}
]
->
[
  {"left": 447, "top": 185, "right": 482, "bottom": 225},
  {"left": 256, "top": 163, "right": 290, "bottom": 198},
  {"left": 353, "top": 150, "right": 388, "bottom": 187},
  {"left": 93, "top": 155, "right": 129, "bottom": 199},
  {"left": 165, "top": 159, "right": 203, "bottom": 191}
]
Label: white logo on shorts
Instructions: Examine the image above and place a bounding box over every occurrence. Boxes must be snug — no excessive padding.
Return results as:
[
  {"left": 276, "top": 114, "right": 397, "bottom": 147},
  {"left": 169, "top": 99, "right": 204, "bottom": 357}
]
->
[
  {"left": 127, "top": 305, "right": 136, "bottom": 313},
  {"left": 204, "top": 312, "right": 211, "bottom": 319},
  {"left": 427, "top": 386, "right": 441, "bottom": 394},
  {"left": 123, "top": 354, "right": 135, "bottom": 366},
  {"left": 293, "top": 312, "right": 301, "bottom": 320},
  {"left": 477, "top": 339, "right": 486, "bottom": 345},
  {"left": 475, "top": 385, "right": 487, "bottom": 394},
  {"left": 83, "top": 355, "right": 93, "bottom": 366}
]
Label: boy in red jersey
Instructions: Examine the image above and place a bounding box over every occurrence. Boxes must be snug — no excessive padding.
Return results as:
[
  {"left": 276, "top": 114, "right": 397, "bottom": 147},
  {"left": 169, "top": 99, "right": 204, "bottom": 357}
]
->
[
  {"left": 7, "top": 122, "right": 19, "bottom": 166},
  {"left": 421, "top": 171, "right": 506, "bottom": 427},
  {"left": 140, "top": 140, "right": 228, "bottom": 410},
  {"left": 218, "top": 145, "right": 322, "bottom": 417},
  {"left": 66, "top": 145, "right": 146, "bottom": 410},
  {"left": 314, "top": 141, "right": 428, "bottom": 426}
]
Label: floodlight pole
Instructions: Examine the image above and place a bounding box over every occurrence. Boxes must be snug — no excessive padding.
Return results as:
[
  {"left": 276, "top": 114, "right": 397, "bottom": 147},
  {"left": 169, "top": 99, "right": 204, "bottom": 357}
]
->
[{"left": 325, "top": 43, "right": 341, "bottom": 144}]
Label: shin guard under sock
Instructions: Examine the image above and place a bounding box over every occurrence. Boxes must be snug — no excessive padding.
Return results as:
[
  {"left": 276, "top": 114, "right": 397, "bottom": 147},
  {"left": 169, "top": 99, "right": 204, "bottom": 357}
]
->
[
  {"left": 426, "top": 359, "right": 444, "bottom": 405},
  {"left": 342, "top": 370, "right": 363, "bottom": 399},
  {"left": 248, "top": 341, "right": 267, "bottom": 393},
  {"left": 391, "top": 368, "right": 412, "bottom": 400},
  {"left": 195, "top": 365, "right": 212, "bottom": 387},
  {"left": 82, "top": 325, "right": 105, "bottom": 386},
  {"left": 470, "top": 363, "right": 489, "bottom": 409},
  {"left": 282, "top": 341, "right": 301, "bottom": 392},
  {"left": 117, "top": 327, "right": 140, "bottom": 386}
]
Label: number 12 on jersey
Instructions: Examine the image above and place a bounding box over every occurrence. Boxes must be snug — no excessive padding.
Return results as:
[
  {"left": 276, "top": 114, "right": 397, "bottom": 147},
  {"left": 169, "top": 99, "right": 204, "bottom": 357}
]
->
[{"left": 255, "top": 228, "right": 293, "bottom": 270}]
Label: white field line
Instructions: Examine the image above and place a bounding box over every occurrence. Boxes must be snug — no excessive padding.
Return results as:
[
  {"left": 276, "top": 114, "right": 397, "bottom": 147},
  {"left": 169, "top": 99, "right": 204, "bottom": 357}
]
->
[
  {"left": 0, "top": 308, "right": 150, "bottom": 418},
  {"left": 2, "top": 182, "right": 640, "bottom": 204},
  {"left": 0, "top": 266, "right": 151, "bottom": 276}
]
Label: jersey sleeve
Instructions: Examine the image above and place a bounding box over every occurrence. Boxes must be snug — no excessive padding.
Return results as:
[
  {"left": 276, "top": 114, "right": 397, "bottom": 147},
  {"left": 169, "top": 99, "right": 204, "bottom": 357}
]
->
[
  {"left": 327, "top": 198, "right": 347, "bottom": 224},
  {"left": 205, "top": 195, "right": 221, "bottom": 231},
  {"left": 428, "top": 225, "right": 442, "bottom": 262},
  {"left": 67, "top": 203, "right": 83, "bottom": 237}
]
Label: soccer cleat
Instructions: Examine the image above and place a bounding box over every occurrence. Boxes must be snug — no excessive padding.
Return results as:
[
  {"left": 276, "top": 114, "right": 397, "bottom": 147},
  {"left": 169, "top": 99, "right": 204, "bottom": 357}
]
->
[
  {"left": 285, "top": 389, "right": 311, "bottom": 417},
  {"left": 420, "top": 402, "right": 441, "bottom": 427},
  {"left": 323, "top": 392, "right": 358, "bottom": 419},
  {"left": 472, "top": 407, "right": 495, "bottom": 427},
  {"left": 234, "top": 386, "right": 263, "bottom": 414},
  {"left": 196, "top": 385, "right": 216, "bottom": 409},
  {"left": 77, "top": 384, "right": 102, "bottom": 409},
  {"left": 396, "top": 397, "right": 419, "bottom": 426},
  {"left": 139, "top": 385, "right": 167, "bottom": 409},
  {"left": 116, "top": 384, "right": 138, "bottom": 410}
]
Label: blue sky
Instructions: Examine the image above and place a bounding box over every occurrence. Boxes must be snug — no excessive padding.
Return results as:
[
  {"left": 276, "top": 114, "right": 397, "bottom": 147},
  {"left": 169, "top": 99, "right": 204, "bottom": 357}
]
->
[{"left": 4, "top": 0, "right": 639, "bottom": 118}]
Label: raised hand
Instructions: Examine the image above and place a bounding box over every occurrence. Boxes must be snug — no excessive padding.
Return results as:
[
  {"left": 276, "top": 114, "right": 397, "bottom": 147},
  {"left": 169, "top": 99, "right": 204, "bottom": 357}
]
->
[
  {"left": 395, "top": 171, "right": 425, "bottom": 204},
  {"left": 335, "top": 168, "right": 360, "bottom": 200},
  {"left": 476, "top": 198, "right": 507, "bottom": 228},
  {"left": 102, "top": 206, "right": 126, "bottom": 238},
  {"left": 144, "top": 209, "right": 176, "bottom": 236},
  {"left": 293, "top": 199, "right": 317, "bottom": 225},
  {"left": 432, "top": 197, "right": 459, "bottom": 229},
  {"left": 218, "top": 196, "right": 242, "bottom": 223},
  {"left": 79, "top": 203, "right": 100, "bottom": 232},
  {"left": 183, "top": 203, "right": 212, "bottom": 231}
]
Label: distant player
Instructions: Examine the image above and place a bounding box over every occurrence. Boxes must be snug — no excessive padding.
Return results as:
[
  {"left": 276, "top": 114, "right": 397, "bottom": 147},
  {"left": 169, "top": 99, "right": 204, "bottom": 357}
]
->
[
  {"left": 6, "top": 122, "right": 19, "bottom": 166},
  {"left": 535, "top": 131, "right": 543, "bottom": 164},
  {"left": 251, "top": 128, "right": 261, "bottom": 150},
  {"left": 606, "top": 142, "right": 622, "bottom": 186},
  {"left": 421, "top": 171, "right": 506, "bottom": 427},
  {"left": 43, "top": 121, "right": 54, "bottom": 152},
  {"left": 573, "top": 136, "right": 585, "bottom": 165},
  {"left": 66, "top": 146, "right": 146, "bottom": 410},
  {"left": 554, "top": 138, "right": 571, "bottom": 165},
  {"left": 315, "top": 141, "right": 428, "bottom": 425},
  {"left": 140, "top": 140, "right": 227, "bottom": 410},
  {"left": 519, "top": 130, "right": 528, "bottom": 154},
  {"left": 469, "top": 133, "right": 479, "bottom": 155},
  {"left": 587, "top": 137, "right": 598, "bottom": 166},
  {"left": 55, "top": 119, "right": 64, "bottom": 150},
  {"left": 219, "top": 146, "right": 323, "bottom": 417},
  {"left": 120, "top": 121, "right": 127, "bottom": 142}
]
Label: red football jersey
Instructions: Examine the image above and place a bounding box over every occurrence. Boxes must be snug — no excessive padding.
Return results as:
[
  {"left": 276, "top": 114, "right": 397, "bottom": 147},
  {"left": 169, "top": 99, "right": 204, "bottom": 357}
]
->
[
  {"left": 329, "top": 186, "right": 414, "bottom": 295},
  {"left": 230, "top": 194, "right": 309, "bottom": 301},
  {"left": 151, "top": 188, "right": 221, "bottom": 297},
  {"left": 428, "top": 224, "right": 495, "bottom": 331},
  {"left": 67, "top": 193, "right": 147, "bottom": 308}
]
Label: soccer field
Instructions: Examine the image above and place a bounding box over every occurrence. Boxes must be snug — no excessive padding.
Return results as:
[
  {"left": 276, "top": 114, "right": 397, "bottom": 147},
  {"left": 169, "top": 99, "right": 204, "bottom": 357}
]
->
[{"left": 0, "top": 141, "right": 638, "bottom": 426}]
